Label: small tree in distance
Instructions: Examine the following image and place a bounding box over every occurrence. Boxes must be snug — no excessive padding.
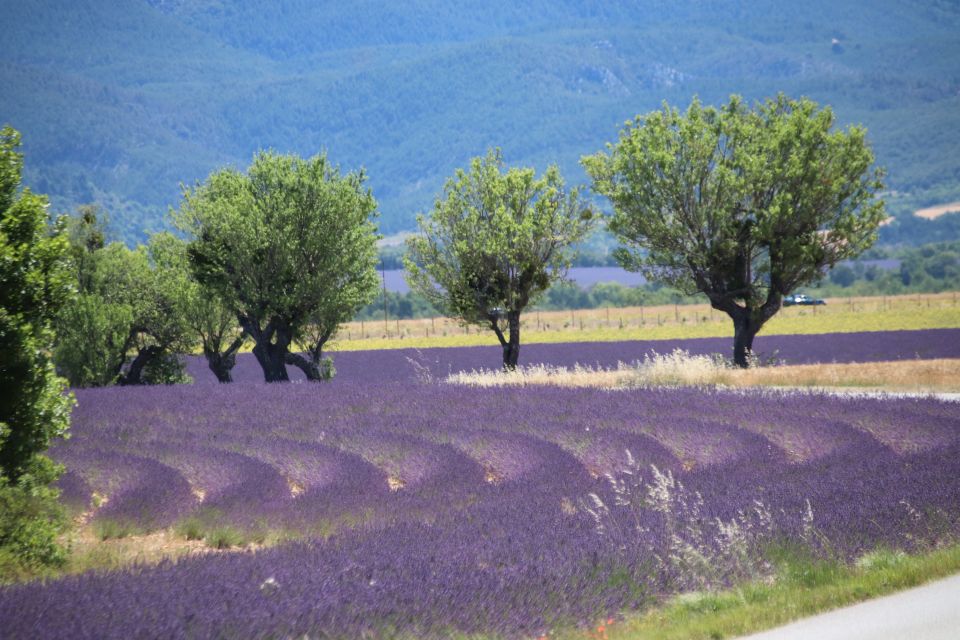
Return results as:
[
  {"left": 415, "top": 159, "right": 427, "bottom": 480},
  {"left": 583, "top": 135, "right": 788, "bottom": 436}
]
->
[
  {"left": 405, "top": 149, "right": 594, "bottom": 370},
  {"left": 584, "top": 95, "right": 886, "bottom": 367}
]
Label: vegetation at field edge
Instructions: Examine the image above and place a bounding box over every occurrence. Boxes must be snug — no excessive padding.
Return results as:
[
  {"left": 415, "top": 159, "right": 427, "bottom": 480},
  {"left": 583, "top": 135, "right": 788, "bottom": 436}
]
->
[{"left": 550, "top": 543, "right": 960, "bottom": 640}]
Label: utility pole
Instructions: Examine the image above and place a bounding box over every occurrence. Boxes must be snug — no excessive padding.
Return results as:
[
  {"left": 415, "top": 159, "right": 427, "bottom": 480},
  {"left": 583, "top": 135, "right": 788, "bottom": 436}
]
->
[{"left": 381, "top": 261, "right": 389, "bottom": 335}]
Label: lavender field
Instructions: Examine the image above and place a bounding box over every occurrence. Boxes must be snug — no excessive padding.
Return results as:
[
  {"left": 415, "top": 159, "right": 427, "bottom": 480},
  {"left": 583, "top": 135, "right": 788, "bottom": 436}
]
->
[
  {"left": 187, "top": 328, "right": 960, "bottom": 384},
  {"left": 2, "top": 378, "right": 960, "bottom": 638}
]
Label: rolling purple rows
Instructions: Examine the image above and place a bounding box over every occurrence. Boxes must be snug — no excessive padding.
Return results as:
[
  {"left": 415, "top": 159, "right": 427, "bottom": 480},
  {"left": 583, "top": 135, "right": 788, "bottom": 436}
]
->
[
  {"left": 3, "top": 382, "right": 956, "bottom": 638},
  {"left": 185, "top": 328, "right": 960, "bottom": 385}
]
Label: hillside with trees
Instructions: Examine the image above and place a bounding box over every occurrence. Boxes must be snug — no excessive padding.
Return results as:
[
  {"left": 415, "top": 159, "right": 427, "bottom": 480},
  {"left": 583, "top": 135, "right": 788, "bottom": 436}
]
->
[{"left": 2, "top": 0, "right": 959, "bottom": 243}]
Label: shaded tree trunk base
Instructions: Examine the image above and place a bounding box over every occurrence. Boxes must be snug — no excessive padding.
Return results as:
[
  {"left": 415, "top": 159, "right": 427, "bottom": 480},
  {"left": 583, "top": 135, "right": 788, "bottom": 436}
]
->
[
  {"left": 204, "top": 335, "right": 245, "bottom": 383},
  {"left": 286, "top": 352, "right": 324, "bottom": 381},
  {"left": 733, "top": 318, "right": 759, "bottom": 369},
  {"left": 119, "top": 345, "right": 161, "bottom": 385}
]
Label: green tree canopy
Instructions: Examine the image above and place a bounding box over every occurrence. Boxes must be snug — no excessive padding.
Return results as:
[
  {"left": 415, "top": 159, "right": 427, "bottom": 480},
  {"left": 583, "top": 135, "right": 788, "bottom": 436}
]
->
[
  {"left": 176, "top": 151, "right": 380, "bottom": 382},
  {"left": 405, "top": 148, "right": 594, "bottom": 369},
  {"left": 148, "top": 232, "right": 246, "bottom": 383},
  {"left": 54, "top": 209, "right": 192, "bottom": 387},
  {"left": 584, "top": 95, "right": 885, "bottom": 366},
  {"left": 0, "top": 125, "right": 73, "bottom": 573},
  {"left": 0, "top": 125, "right": 73, "bottom": 482}
]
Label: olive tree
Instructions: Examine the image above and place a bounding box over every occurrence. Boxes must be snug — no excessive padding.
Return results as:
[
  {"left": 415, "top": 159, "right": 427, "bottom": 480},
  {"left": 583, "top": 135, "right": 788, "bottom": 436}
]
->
[
  {"left": 177, "top": 151, "right": 379, "bottom": 382},
  {"left": 55, "top": 221, "right": 191, "bottom": 387},
  {"left": 584, "top": 95, "right": 885, "bottom": 367},
  {"left": 405, "top": 149, "right": 593, "bottom": 370},
  {"left": 148, "top": 232, "right": 246, "bottom": 383}
]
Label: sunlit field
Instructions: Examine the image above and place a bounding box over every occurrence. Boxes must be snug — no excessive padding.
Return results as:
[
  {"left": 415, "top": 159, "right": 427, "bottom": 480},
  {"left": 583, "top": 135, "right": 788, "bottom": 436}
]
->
[
  {"left": 332, "top": 292, "right": 960, "bottom": 351},
  {"left": 2, "top": 328, "right": 960, "bottom": 638}
]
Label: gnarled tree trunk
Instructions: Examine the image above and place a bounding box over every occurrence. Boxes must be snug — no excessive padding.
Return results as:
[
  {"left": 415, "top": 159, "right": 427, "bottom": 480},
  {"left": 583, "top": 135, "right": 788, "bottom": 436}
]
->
[
  {"left": 286, "top": 325, "right": 334, "bottom": 382},
  {"left": 491, "top": 310, "right": 522, "bottom": 371},
  {"left": 241, "top": 316, "right": 291, "bottom": 382},
  {"left": 119, "top": 344, "right": 161, "bottom": 385},
  {"left": 204, "top": 334, "right": 245, "bottom": 383},
  {"left": 732, "top": 313, "right": 759, "bottom": 369},
  {"left": 285, "top": 352, "right": 321, "bottom": 381}
]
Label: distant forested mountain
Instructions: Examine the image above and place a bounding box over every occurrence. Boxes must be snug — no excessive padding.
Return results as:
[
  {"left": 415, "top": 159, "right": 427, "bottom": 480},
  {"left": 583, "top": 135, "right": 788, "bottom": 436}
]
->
[{"left": 2, "top": 0, "right": 959, "bottom": 243}]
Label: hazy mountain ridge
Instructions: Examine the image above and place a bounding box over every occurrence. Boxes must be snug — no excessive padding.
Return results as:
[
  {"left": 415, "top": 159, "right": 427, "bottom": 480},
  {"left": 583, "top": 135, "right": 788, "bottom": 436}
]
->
[{"left": 2, "top": 0, "right": 959, "bottom": 242}]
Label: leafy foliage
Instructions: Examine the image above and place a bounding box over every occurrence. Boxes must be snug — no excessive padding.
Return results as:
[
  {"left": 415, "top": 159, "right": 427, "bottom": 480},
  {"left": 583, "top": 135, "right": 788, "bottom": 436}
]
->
[
  {"left": 406, "top": 149, "right": 593, "bottom": 368},
  {"left": 54, "top": 210, "right": 191, "bottom": 386},
  {"left": 177, "top": 151, "right": 380, "bottom": 381},
  {"left": 0, "top": 125, "right": 72, "bottom": 573},
  {"left": 585, "top": 95, "right": 885, "bottom": 365},
  {"left": 148, "top": 232, "right": 246, "bottom": 383}
]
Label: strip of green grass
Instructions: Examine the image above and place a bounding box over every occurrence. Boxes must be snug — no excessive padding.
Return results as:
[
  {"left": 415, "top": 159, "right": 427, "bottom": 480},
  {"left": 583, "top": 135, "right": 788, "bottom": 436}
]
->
[{"left": 552, "top": 544, "right": 960, "bottom": 640}]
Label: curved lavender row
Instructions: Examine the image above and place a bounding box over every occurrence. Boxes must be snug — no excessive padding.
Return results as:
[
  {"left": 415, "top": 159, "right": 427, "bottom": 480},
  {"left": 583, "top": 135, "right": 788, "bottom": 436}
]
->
[
  {"left": 5, "top": 438, "right": 960, "bottom": 640},
  {"left": 214, "top": 436, "right": 384, "bottom": 493},
  {"left": 54, "top": 470, "right": 93, "bottom": 513},
  {"left": 7, "top": 384, "right": 958, "bottom": 638},
  {"left": 48, "top": 448, "right": 194, "bottom": 530},
  {"left": 147, "top": 445, "right": 293, "bottom": 529},
  {"left": 183, "top": 328, "right": 960, "bottom": 384}
]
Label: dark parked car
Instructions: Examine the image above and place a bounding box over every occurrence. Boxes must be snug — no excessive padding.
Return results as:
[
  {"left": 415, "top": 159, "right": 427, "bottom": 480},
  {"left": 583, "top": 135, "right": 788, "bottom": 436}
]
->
[{"left": 784, "top": 293, "right": 826, "bottom": 306}]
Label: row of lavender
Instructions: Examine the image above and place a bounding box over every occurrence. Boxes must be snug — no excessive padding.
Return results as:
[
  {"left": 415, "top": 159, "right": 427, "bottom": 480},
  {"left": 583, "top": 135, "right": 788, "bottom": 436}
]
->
[
  {"left": 186, "top": 328, "right": 960, "bottom": 384},
  {"left": 3, "top": 381, "right": 959, "bottom": 638}
]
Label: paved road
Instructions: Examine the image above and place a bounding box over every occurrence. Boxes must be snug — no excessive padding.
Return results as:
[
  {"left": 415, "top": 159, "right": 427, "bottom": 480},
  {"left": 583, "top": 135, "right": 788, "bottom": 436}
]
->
[{"left": 739, "top": 573, "right": 960, "bottom": 640}]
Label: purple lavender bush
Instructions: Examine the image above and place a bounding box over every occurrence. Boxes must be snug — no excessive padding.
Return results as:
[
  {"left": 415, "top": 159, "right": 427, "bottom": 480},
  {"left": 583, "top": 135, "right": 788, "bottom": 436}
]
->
[
  {"left": 1, "top": 381, "right": 958, "bottom": 639},
  {"left": 186, "top": 328, "right": 960, "bottom": 385}
]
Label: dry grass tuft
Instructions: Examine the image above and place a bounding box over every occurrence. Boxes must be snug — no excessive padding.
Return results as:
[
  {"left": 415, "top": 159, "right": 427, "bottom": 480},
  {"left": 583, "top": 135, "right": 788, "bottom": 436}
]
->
[
  {"left": 447, "top": 352, "right": 960, "bottom": 394},
  {"left": 447, "top": 363, "right": 637, "bottom": 388}
]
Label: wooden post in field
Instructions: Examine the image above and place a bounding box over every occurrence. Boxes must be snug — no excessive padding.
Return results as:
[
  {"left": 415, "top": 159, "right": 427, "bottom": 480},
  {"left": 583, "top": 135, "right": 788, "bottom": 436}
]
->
[
  {"left": 606, "top": 307, "right": 610, "bottom": 326},
  {"left": 381, "top": 264, "right": 389, "bottom": 335},
  {"left": 640, "top": 305, "right": 644, "bottom": 324},
  {"left": 674, "top": 303, "right": 679, "bottom": 322},
  {"left": 361, "top": 320, "right": 365, "bottom": 338},
  {"left": 537, "top": 311, "right": 541, "bottom": 330}
]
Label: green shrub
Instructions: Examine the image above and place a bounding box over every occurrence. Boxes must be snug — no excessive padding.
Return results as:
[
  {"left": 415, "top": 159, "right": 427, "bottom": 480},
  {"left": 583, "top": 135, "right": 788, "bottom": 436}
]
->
[{"left": 0, "top": 458, "right": 68, "bottom": 582}]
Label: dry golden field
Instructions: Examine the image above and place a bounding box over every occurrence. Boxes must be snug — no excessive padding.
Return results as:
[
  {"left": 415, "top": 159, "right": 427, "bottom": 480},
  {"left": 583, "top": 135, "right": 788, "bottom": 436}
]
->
[{"left": 330, "top": 291, "right": 960, "bottom": 351}]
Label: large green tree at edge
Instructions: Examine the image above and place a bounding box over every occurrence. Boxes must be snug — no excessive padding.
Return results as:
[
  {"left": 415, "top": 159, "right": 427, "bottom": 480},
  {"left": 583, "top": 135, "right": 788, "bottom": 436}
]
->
[
  {"left": 0, "top": 125, "right": 73, "bottom": 574},
  {"left": 584, "top": 95, "right": 886, "bottom": 367}
]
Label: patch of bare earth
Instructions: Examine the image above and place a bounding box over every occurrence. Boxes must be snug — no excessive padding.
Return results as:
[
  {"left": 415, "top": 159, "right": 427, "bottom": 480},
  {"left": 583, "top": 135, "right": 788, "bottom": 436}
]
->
[
  {"left": 914, "top": 201, "right": 960, "bottom": 220},
  {"left": 61, "top": 527, "right": 226, "bottom": 575}
]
